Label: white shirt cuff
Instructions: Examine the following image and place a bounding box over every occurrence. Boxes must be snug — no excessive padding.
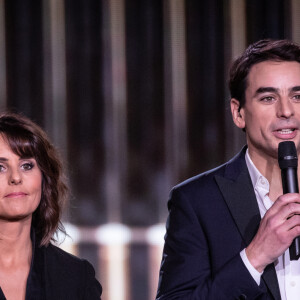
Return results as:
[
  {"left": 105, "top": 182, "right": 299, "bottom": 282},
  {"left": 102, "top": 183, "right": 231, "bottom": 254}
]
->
[{"left": 240, "top": 248, "right": 263, "bottom": 285}]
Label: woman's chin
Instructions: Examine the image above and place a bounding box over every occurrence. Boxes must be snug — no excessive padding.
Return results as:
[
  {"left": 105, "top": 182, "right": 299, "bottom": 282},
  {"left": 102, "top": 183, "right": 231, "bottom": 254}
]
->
[{"left": 0, "top": 213, "right": 32, "bottom": 222}]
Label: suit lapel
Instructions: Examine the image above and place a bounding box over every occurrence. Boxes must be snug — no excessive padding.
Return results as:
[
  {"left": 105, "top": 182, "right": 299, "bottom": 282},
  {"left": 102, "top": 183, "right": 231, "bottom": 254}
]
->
[
  {"left": 215, "top": 168, "right": 260, "bottom": 245},
  {"left": 215, "top": 149, "right": 281, "bottom": 300}
]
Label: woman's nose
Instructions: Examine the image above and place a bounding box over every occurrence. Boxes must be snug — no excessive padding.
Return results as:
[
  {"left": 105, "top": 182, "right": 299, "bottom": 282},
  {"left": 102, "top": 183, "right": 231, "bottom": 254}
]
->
[{"left": 9, "top": 170, "right": 22, "bottom": 185}]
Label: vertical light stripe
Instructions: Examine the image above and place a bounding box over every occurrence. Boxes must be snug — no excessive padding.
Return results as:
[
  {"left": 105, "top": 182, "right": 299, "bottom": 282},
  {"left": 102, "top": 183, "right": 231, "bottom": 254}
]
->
[
  {"left": 96, "top": 224, "right": 130, "bottom": 300},
  {"left": 0, "top": 0, "right": 6, "bottom": 110},
  {"left": 43, "top": 0, "right": 67, "bottom": 153},
  {"left": 164, "top": 0, "right": 188, "bottom": 186},
  {"left": 290, "top": 0, "right": 300, "bottom": 43},
  {"left": 225, "top": 0, "right": 247, "bottom": 157},
  {"left": 146, "top": 224, "right": 165, "bottom": 300},
  {"left": 229, "top": 0, "right": 246, "bottom": 60},
  {"left": 102, "top": 0, "right": 127, "bottom": 222}
]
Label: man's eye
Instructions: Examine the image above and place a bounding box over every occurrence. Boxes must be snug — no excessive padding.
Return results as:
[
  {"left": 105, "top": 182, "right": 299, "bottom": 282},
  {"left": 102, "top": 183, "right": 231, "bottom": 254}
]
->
[
  {"left": 293, "top": 94, "right": 300, "bottom": 101},
  {"left": 0, "top": 165, "right": 6, "bottom": 172},
  {"left": 21, "top": 162, "right": 34, "bottom": 171},
  {"left": 260, "top": 96, "right": 274, "bottom": 102}
]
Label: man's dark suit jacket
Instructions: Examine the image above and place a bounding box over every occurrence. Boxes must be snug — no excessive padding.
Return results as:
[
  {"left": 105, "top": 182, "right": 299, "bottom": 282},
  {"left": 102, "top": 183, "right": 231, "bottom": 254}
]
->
[
  {"left": 0, "top": 231, "right": 102, "bottom": 300},
  {"left": 156, "top": 147, "right": 281, "bottom": 300}
]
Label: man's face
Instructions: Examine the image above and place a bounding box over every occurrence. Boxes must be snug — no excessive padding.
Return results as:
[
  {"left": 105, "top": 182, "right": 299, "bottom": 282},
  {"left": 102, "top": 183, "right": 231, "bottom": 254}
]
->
[{"left": 231, "top": 60, "right": 300, "bottom": 163}]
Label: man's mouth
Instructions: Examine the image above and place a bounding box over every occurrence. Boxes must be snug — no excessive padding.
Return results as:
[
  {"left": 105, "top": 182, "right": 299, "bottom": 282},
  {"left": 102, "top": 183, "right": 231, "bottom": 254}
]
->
[
  {"left": 277, "top": 128, "right": 296, "bottom": 134},
  {"left": 273, "top": 127, "right": 297, "bottom": 139}
]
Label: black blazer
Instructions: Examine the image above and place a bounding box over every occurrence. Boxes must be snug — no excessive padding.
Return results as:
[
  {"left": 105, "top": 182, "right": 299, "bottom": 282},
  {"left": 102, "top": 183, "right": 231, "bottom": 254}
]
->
[
  {"left": 0, "top": 231, "right": 103, "bottom": 300},
  {"left": 29, "top": 242, "right": 102, "bottom": 299},
  {"left": 156, "top": 147, "right": 281, "bottom": 300}
]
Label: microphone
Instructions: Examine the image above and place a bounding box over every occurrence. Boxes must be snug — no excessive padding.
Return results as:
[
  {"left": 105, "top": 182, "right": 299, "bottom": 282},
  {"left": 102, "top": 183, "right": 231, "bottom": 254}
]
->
[{"left": 278, "top": 141, "right": 300, "bottom": 260}]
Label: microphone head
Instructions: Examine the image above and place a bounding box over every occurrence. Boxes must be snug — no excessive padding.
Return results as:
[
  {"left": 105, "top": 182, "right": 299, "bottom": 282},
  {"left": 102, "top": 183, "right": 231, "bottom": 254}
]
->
[{"left": 278, "top": 141, "right": 298, "bottom": 169}]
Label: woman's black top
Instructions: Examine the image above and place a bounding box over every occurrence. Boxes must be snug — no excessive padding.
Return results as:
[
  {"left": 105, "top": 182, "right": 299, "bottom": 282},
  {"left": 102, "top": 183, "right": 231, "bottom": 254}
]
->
[{"left": 0, "top": 231, "right": 102, "bottom": 300}]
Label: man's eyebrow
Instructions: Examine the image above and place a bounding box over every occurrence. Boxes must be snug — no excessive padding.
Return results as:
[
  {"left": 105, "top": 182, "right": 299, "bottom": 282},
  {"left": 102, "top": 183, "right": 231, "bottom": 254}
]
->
[
  {"left": 255, "top": 87, "right": 279, "bottom": 95},
  {"left": 0, "top": 157, "right": 8, "bottom": 162},
  {"left": 255, "top": 86, "right": 300, "bottom": 95},
  {"left": 290, "top": 86, "right": 300, "bottom": 92}
]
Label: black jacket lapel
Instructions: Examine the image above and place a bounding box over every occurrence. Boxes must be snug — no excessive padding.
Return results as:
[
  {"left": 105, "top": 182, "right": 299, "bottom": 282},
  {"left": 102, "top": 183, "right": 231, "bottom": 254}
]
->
[
  {"left": 215, "top": 149, "right": 281, "bottom": 300},
  {"left": 215, "top": 168, "right": 260, "bottom": 245}
]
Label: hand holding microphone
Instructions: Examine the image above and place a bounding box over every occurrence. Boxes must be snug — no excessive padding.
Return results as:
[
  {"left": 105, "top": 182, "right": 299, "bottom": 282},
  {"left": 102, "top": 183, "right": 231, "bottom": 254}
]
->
[{"left": 246, "top": 141, "right": 300, "bottom": 271}]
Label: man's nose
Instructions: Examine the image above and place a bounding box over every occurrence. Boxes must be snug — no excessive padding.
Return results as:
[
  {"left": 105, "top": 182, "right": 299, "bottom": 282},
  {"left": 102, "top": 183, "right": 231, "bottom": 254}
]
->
[{"left": 276, "top": 97, "right": 294, "bottom": 118}]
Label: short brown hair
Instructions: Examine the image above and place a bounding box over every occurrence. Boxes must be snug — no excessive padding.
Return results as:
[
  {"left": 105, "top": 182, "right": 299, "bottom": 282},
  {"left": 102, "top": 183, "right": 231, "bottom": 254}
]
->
[
  {"left": 229, "top": 39, "right": 300, "bottom": 110},
  {"left": 0, "top": 112, "right": 68, "bottom": 246}
]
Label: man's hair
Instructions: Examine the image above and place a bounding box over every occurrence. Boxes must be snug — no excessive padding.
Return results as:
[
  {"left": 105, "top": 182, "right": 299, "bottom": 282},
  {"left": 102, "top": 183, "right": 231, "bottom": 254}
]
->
[
  {"left": 0, "top": 112, "right": 68, "bottom": 246},
  {"left": 229, "top": 39, "right": 300, "bottom": 109}
]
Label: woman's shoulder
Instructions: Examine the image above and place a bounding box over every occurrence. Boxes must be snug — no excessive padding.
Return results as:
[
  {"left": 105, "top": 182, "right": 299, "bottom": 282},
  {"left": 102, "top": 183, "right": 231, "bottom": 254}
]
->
[
  {"left": 40, "top": 243, "right": 91, "bottom": 270},
  {"left": 36, "top": 243, "right": 102, "bottom": 297}
]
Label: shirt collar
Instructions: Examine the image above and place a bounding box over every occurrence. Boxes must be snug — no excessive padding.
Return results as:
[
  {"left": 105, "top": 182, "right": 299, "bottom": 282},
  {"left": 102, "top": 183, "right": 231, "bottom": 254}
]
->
[
  {"left": 245, "top": 148, "right": 272, "bottom": 214},
  {"left": 245, "top": 149, "right": 269, "bottom": 190}
]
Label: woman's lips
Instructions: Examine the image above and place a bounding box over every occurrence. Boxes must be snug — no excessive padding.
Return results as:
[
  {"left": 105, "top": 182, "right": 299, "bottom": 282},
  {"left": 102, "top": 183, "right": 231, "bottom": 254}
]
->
[{"left": 5, "top": 192, "right": 27, "bottom": 198}]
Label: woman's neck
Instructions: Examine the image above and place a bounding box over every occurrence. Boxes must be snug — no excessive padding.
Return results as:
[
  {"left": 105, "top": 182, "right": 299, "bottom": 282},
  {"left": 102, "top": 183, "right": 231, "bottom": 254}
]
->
[{"left": 0, "top": 220, "right": 32, "bottom": 268}]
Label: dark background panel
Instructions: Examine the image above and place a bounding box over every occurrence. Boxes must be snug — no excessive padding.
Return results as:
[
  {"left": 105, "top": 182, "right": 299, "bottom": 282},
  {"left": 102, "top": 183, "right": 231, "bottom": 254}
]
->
[
  {"left": 246, "top": 0, "right": 289, "bottom": 43},
  {"left": 65, "top": 0, "right": 105, "bottom": 225},
  {"left": 124, "top": 0, "right": 164, "bottom": 226},
  {"left": 186, "top": 0, "right": 226, "bottom": 175},
  {"left": 5, "top": 0, "right": 44, "bottom": 124}
]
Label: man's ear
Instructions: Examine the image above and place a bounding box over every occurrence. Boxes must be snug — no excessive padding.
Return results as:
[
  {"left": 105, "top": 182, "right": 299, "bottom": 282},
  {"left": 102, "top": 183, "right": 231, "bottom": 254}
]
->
[{"left": 230, "top": 98, "right": 245, "bottom": 129}]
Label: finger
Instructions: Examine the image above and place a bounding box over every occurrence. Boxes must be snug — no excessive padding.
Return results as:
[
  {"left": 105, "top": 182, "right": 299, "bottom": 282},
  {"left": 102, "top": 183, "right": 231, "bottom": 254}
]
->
[
  {"left": 274, "top": 193, "right": 300, "bottom": 207},
  {"left": 260, "top": 203, "right": 300, "bottom": 237},
  {"left": 265, "top": 194, "right": 300, "bottom": 218},
  {"left": 286, "top": 224, "right": 300, "bottom": 243},
  {"left": 266, "top": 216, "right": 300, "bottom": 246},
  {"left": 285, "top": 215, "right": 300, "bottom": 231},
  {"left": 278, "top": 202, "right": 300, "bottom": 221}
]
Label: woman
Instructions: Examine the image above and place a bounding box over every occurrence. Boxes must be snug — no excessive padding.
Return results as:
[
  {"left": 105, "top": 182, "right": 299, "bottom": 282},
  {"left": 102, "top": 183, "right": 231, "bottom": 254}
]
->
[{"left": 0, "top": 112, "right": 102, "bottom": 299}]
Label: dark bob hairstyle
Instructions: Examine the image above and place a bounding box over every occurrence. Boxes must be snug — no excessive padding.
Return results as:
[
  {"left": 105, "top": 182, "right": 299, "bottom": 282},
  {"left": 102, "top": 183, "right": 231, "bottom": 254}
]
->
[
  {"left": 0, "top": 112, "right": 68, "bottom": 246},
  {"left": 229, "top": 39, "right": 300, "bottom": 110}
]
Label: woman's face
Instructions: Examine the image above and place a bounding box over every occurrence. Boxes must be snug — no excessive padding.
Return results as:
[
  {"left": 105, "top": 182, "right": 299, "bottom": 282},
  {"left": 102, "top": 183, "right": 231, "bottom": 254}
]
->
[{"left": 0, "top": 135, "right": 42, "bottom": 221}]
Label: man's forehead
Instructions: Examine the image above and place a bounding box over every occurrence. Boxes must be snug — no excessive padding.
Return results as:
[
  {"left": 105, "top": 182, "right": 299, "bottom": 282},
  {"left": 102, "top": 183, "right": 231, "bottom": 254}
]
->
[
  {"left": 249, "top": 60, "right": 300, "bottom": 74},
  {"left": 246, "top": 61, "right": 300, "bottom": 90}
]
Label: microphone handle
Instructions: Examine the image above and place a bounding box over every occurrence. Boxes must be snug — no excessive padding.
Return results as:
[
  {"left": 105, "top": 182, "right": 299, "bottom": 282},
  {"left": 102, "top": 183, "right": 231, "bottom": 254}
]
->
[
  {"left": 281, "top": 168, "right": 299, "bottom": 194},
  {"left": 281, "top": 167, "right": 300, "bottom": 260}
]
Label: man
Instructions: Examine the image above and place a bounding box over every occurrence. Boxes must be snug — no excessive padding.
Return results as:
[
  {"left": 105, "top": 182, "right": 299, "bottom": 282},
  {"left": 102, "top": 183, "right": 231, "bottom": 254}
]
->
[{"left": 156, "top": 39, "right": 300, "bottom": 299}]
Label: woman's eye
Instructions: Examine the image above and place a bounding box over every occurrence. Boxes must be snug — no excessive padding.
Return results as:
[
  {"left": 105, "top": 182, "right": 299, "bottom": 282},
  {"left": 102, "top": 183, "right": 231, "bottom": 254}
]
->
[{"left": 21, "top": 162, "right": 34, "bottom": 171}]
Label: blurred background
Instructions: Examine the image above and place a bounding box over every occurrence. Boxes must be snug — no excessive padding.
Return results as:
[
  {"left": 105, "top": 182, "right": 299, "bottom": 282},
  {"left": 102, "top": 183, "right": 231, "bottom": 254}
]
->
[{"left": 1, "top": 0, "right": 300, "bottom": 299}]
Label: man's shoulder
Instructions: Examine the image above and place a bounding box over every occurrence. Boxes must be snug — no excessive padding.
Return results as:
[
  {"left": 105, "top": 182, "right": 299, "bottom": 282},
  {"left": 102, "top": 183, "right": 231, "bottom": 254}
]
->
[
  {"left": 168, "top": 148, "right": 247, "bottom": 211},
  {"left": 171, "top": 146, "right": 247, "bottom": 198},
  {"left": 175, "top": 163, "right": 226, "bottom": 190}
]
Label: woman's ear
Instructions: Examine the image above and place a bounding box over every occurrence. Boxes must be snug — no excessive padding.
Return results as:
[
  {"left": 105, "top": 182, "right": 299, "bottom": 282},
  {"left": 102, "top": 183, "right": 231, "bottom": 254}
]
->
[{"left": 230, "top": 98, "right": 245, "bottom": 129}]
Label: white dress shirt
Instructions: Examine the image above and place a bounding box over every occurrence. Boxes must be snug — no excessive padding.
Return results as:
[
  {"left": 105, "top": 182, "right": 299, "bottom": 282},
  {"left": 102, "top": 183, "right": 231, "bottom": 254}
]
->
[{"left": 240, "top": 149, "right": 300, "bottom": 299}]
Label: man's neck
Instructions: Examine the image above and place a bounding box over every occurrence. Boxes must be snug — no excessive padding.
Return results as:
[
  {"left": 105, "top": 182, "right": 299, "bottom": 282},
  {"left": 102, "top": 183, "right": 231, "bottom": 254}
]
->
[{"left": 248, "top": 149, "right": 284, "bottom": 202}]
